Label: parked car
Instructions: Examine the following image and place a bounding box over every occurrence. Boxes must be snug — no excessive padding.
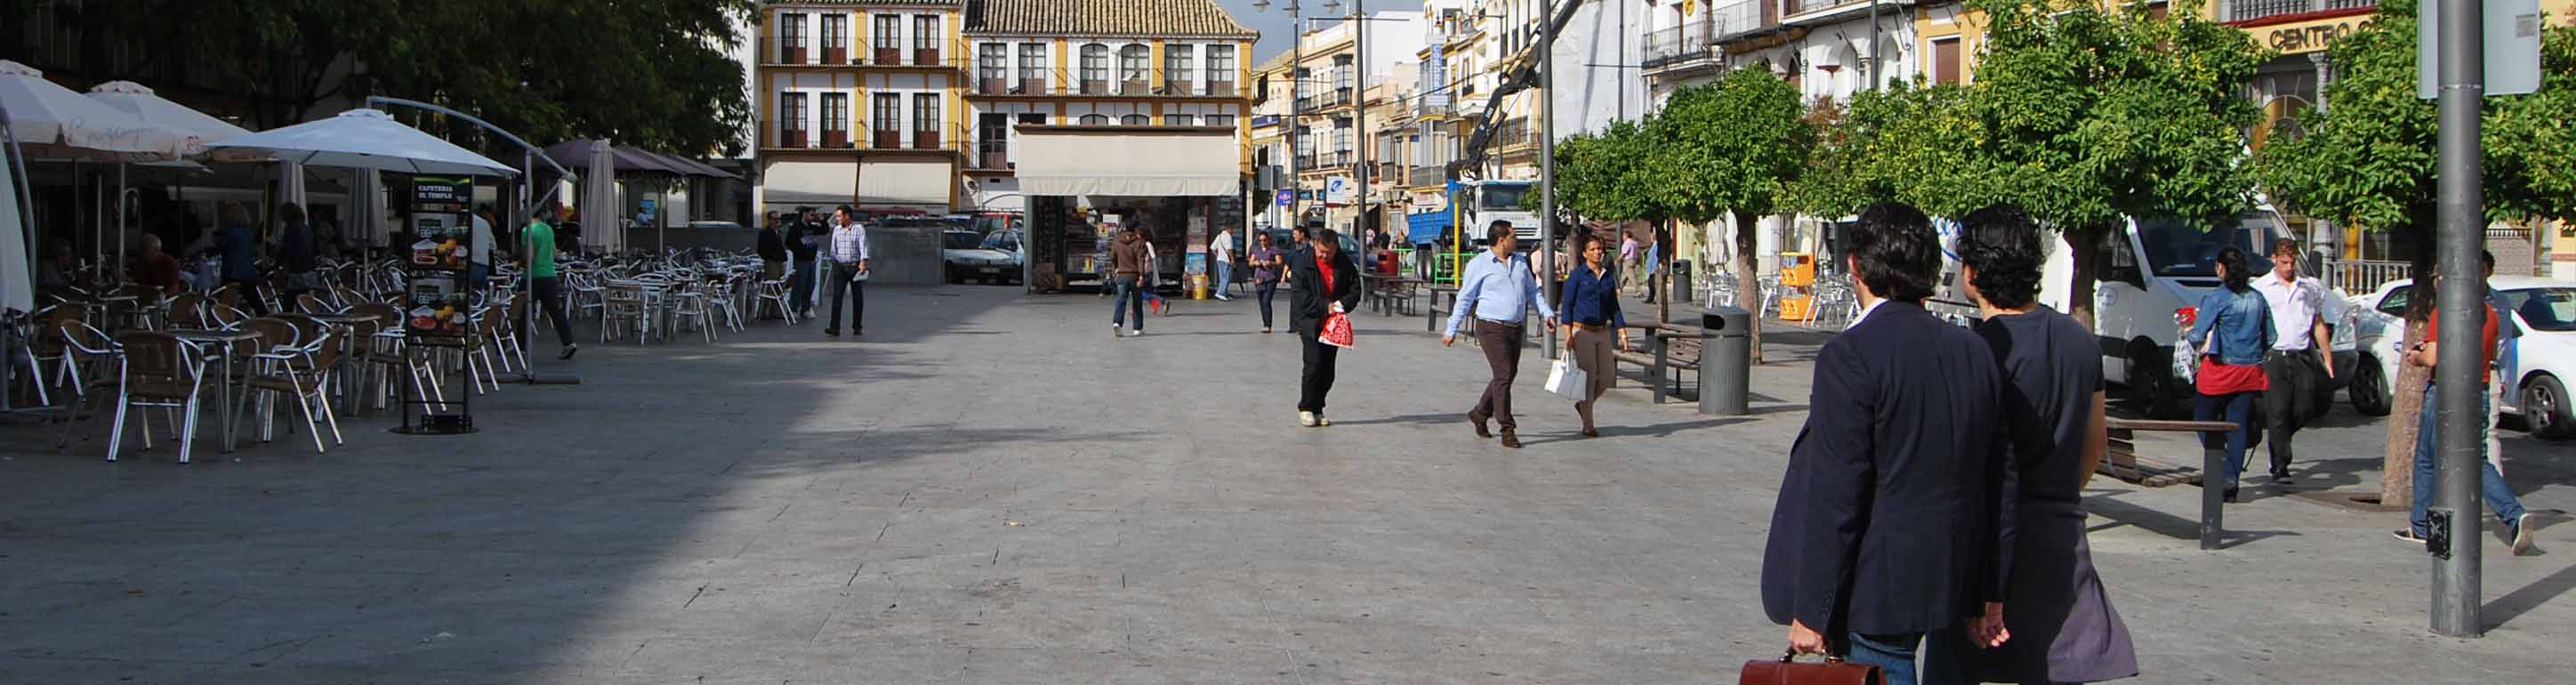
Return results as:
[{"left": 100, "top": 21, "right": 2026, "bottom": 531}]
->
[
  {"left": 2352, "top": 276, "right": 2576, "bottom": 439},
  {"left": 943, "top": 230, "right": 1017, "bottom": 285}
]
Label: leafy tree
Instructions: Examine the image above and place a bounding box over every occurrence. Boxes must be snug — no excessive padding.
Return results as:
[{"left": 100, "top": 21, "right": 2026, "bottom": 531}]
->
[
  {"left": 22, "top": 0, "right": 757, "bottom": 157},
  {"left": 2253, "top": 0, "right": 2576, "bottom": 502},
  {"left": 1787, "top": 84, "right": 2000, "bottom": 221},
  {"left": 1552, "top": 119, "right": 1669, "bottom": 225},
  {"left": 1968, "top": 0, "right": 2266, "bottom": 331},
  {"left": 1653, "top": 67, "right": 1811, "bottom": 361}
]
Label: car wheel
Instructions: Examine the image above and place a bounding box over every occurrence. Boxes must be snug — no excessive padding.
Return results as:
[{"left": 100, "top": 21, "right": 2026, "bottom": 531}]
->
[
  {"left": 2130, "top": 344, "right": 2186, "bottom": 419},
  {"left": 2522, "top": 375, "right": 2572, "bottom": 439},
  {"left": 2348, "top": 353, "right": 2392, "bottom": 416}
]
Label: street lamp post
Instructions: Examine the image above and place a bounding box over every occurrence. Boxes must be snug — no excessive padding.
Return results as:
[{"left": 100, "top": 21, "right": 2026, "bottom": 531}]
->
[
  {"left": 1538, "top": 0, "right": 1558, "bottom": 358},
  {"left": 1253, "top": 0, "right": 1304, "bottom": 230}
]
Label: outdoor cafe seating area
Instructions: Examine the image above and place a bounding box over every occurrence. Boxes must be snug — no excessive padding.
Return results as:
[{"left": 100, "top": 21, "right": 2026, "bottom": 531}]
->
[{"left": 5, "top": 246, "right": 794, "bottom": 465}]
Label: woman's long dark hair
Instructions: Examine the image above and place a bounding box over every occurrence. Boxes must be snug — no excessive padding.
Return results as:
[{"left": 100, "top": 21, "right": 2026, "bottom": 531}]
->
[{"left": 2216, "top": 246, "right": 2253, "bottom": 294}]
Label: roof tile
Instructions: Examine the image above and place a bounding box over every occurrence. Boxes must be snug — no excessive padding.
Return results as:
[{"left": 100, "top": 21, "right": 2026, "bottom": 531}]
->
[{"left": 963, "top": 0, "right": 1260, "bottom": 39}]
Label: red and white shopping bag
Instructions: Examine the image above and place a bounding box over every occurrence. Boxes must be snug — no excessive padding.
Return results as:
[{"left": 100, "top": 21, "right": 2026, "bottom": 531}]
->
[{"left": 1319, "top": 311, "right": 1356, "bottom": 349}]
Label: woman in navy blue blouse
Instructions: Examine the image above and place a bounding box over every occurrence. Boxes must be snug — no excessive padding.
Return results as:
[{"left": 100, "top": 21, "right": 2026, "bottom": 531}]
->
[{"left": 1560, "top": 233, "right": 1628, "bottom": 437}]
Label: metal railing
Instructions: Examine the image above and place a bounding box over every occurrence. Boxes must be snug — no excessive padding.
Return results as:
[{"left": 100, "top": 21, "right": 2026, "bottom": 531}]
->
[
  {"left": 1643, "top": 26, "right": 1711, "bottom": 69},
  {"left": 2322, "top": 258, "right": 2410, "bottom": 294},
  {"left": 1784, "top": 0, "right": 1873, "bottom": 17},
  {"left": 1407, "top": 165, "right": 1446, "bottom": 188},
  {"left": 1711, "top": 0, "right": 1769, "bottom": 42},
  {"left": 758, "top": 37, "right": 956, "bottom": 68},
  {"left": 2227, "top": 0, "right": 2373, "bottom": 22}
]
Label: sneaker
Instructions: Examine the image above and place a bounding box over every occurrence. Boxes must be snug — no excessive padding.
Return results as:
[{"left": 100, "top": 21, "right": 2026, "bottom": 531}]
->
[
  {"left": 559, "top": 343, "right": 580, "bottom": 360},
  {"left": 2512, "top": 512, "right": 2537, "bottom": 554},
  {"left": 825, "top": 328, "right": 840, "bottom": 337},
  {"left": 1314, "top": 414, "right": 1332, "bottom": 427},
  {"left": 1128, "top": 329, "right": 1143, "bottom": 337},
  {"left": 2222, "top": 488, "right": 2240, "bottom": 504},
  {"left": 1300, "top": 411, "right": 1319, "bottom": 427},
  {"left": 2393, "top": 529, "right": 2428, "bottom": 544},
  {"left": 2272, "top": 470, "right": 2296, "bottom": 485},
  {"left": 1112, "top": 324, "right": 1122, "bottom": 338}
]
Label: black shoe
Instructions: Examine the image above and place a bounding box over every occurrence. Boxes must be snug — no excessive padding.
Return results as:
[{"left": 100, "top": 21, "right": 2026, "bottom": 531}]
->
[
  {"left": 2394, "top": 528, "right": 2428, "bottom": 544},
  {"left": 1468, "top": 413, "right": 1493, "bottom": 439},
  {"left": 2222, "top": 488, "right": 2241, "bottom": 504},
  {"left": 852, "top": 328, "right": 863, "bottom": 338},
  {"left": 559, "top": 344, "right": 580, "bottom": 360},
  {"left": 2272, "top": 470, "right": 2295, "bottom": 485},
  {"left": 825, "top": 328, "right": 840, "bottom": 337}
]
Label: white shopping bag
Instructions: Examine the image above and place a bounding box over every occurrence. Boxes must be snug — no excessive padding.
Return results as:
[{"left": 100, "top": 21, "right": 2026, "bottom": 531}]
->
[{"left": 1544, "top": 359, "right": 1587, "bottom": 401}]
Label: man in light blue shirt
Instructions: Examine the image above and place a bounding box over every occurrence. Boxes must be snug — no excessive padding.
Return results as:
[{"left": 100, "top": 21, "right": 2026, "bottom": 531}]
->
[{"left": 1442, "top": 221, "right": 1557, "bottom": 447}]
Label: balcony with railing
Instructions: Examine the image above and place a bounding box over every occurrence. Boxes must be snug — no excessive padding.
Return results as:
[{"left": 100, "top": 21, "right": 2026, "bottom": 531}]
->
[
  {"left": 1643, "top": 25, "right": 1711, "bottom": 70},
  {"left": 1407, "top": 165, "right": 1447, "bottom": 188},
  {"left": 760, "top": 36, "right": 961, "bottom": 68},
  {"left": 1783, "top": 0, "right": 1876, "bottom": 19},
  {"left": 2225, "top": 0, "right": 2377, "bottom": 23},
  {"left": 763, "top": 119, "right": 970, "bottom": 155},
  {"left": 972, "top": 139, "right": 1011, "bottom": 170}
]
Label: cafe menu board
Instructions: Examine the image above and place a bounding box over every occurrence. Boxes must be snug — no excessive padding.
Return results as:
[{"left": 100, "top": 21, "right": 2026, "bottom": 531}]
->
[
  {"left": 406, "top": 278, "right": 471, "bottom": 338},
  {"left": 408, "top": 177, "right": 473, "bottom": 272}
]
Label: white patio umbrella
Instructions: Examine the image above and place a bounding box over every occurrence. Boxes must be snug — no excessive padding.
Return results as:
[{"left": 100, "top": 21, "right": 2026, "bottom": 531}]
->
[
  {"left": 0, "top": 61, "right": 195, "bottom": 163},
  {"left": 583, "top": 140, "right": 621, "bottom": 254},
  {"left": 2, "top": 124, "right": 30, "bottom": 316},
  {"left": 87, "top": 81, "right": 258, "bottom": 278},
  {"left": 205, "top": 109, "right": 517, "bottom": 177}
]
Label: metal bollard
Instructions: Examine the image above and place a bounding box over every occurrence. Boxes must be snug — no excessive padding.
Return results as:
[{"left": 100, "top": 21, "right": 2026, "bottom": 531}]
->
[{"left": 1701, "top": 306, "right": 1752, "bottom": 415}]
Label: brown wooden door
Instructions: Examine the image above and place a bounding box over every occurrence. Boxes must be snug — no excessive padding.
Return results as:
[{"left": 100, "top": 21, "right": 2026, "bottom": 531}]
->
[
  {"left": 783, "top": 129, "right": 809, "bottom": 149},
  {"left": 873, "top": 130, "right": 900, "bottom": 149},
  {"left": 914, "top": 131, "right": 941, "bottom": 149},
  {"left": 822, "top": 46, "right": 846, "bottom": 64},
  {"left": 916, "top": 48, "right": 939, "bottom": 66},
  {"left": 822, "top": 130, "right": 848, "bottom": 149}
]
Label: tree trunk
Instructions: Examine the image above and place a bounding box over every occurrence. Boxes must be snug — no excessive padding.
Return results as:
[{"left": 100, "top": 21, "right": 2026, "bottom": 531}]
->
[
  {"left": 1733, "top": 209, "right": 1764, "bottom": 365},
  {"left": 2382, "top": 318, "right": 2431, "bottom": 504},
  {"left": 2062, "top": 225, "right": 2105, "bottom": 332}
]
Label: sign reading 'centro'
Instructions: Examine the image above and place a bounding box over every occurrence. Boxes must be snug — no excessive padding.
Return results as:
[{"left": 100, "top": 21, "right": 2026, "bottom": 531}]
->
[{"left": 2262, "top": 15, "right": 2378, "bottom": 54}]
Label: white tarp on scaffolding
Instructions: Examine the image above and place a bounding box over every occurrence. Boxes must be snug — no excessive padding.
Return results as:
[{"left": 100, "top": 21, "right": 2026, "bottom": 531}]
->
[
  {"left": 762, "top": 160, "right": 853, "bottom": 208},
  {"left": 857, "top": 159, "right": 952, "bottom": 207},
  {"left": 1016, "top": 127, "right": 1236, "bottom": 197}
]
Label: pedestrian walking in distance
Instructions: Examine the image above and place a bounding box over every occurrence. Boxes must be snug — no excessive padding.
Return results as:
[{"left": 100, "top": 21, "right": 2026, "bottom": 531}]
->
[
  {"left": 785, "top": 207, "right": 822, "bottom": 321},
  {"left": 1444, "top": 221, "right": 1555, "bottom": 448},
  {"left": 1109, "top": 227, "right": 1149, "bottom": 337},
  {"left": 2186, "top": 246, "right": 2272, "bottom": 503},
  {"left": 1925, "top": 206, "right": 2136, "bottom": 685},
  {"left": 523, "top": 202, "right": 579, "bottom": 360},
  {"left": 1759, "top": 203, "right": 2008, "bottom": 685},
  {"left": 2396, "top": 270, "right": 2536, "bottom": 553},
  {"left": 2253, "top": 238, "right": 2332, "bottom": 485},
  {"left": 822, "top": 206, "right": 869, "bottom": 338},
  {"left": 1251, "top": 231, "right": 1287, "bottom": 333},
  {"left": 1209, "top": 226, "right": 1236, "bottom": 301},
  {"left": 1142, "top": 237, "right": 1171, "bottom": 316},
  {"left": 1291, "top": 228, "right": 1361, "bottom": 427},
  {"left": 1558, "top": 232, "right": 1626, "bottom": 438}
]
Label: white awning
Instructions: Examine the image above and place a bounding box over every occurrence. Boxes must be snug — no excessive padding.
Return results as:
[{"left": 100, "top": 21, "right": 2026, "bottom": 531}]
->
[
  {"left": 1018, "top": 127, "right": 1238, "bottom": 197},
  {"left": 858, "top": 159, "right": 952, "bottom": 207},
  {"left": 763, "top": 160, "right": 855, "bottom": 206}
]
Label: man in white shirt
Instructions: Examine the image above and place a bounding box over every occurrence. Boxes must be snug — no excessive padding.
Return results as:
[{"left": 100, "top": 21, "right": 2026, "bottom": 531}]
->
[
  {"left": 469, "top": 206, "right": 496, "bottom": 287},
  {"left": 1442, "top": 221, "right": 1557, "bottom": 448},
  {"left": 2252, "top": 238, "right": 2333, "bottom": 485},
  {"left": 1209, "top": 228, "right": 1236, "bottom": 301},
  {"left": 823, "top": 206, "right": 870, "bottom": 338}
]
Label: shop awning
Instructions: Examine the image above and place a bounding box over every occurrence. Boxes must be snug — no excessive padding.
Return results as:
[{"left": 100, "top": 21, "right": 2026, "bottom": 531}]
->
[
  {"left": 1017, "top": 126, "right": 1238, "bottom": 197},
  {"left": 764, "top": 160, "right": 854, "bottom": 206},
  {"left": 858, "top": 159, "right": 953, "bottom": 207}
]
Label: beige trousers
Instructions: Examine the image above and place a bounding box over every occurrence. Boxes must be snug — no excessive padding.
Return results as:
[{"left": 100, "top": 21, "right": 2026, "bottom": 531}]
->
[{"left": 1570, "top": 326, "right": 1617, "bottom": 423}]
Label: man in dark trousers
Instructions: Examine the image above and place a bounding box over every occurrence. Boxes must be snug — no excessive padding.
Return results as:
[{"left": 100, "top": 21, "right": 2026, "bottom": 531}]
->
[
  {"left": 1443, "top": 221, "right": 1555, "bottom": 448},
  {"left": 1759, "top": 203, "right": 2011, "bottom": 685},
  {"left": 784, "top": 207, "right": 822, "bottom": 320},
  {"left": 1288, "top": 228, "right": 1362, "bottom": 428}
]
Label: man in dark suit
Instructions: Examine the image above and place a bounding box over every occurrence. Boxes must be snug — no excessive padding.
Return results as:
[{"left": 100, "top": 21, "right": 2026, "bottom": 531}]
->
[
  {"left": 1759, "top": 203, "right": 2013, "bottom": 685},
  {"left": 1289, "top": 228, "right": 1362, "bottom": 428}
]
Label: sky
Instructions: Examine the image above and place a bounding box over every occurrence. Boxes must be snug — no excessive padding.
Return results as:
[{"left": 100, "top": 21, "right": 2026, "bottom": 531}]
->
[{"left": 1220, "top": 0, "right": 1429, "bottom": 61}]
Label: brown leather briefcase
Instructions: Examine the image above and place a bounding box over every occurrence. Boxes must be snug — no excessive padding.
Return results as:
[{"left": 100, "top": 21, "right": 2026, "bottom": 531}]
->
[{"left": 1738, "top": 650, "right": 1882, "bottom": 685}]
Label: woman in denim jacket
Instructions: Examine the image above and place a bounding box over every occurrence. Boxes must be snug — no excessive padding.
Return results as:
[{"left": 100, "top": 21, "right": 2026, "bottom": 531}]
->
[{"left": 2187, "top": 246, "right": 2275, "bottom": 502}]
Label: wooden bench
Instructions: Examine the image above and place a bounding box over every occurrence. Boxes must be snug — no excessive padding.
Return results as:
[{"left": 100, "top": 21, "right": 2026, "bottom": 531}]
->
[
  {"left": 2099, "top": 417, "right": 2241, "bottom": 550},
  {"left": 1614, "top": 322, "right": 1705, "bottom": 404}
]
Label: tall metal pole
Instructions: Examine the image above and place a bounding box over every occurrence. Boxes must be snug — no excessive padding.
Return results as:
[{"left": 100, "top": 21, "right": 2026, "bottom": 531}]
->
[
  {"left": 1537, "top": 0, "right": 1558, "bottom": 359},
  {"left": 2429, "top": 0, "right": 2487, "bottom": 638},
  {"left": 1867, "top": 0, "right": 1882, "bottom": 92},
  {"left": 1289, "top": 5, "right": 1304, "bottom": 229},
  {"left": 1352, "top": 0, "right": 1370, "bottom": 249}
]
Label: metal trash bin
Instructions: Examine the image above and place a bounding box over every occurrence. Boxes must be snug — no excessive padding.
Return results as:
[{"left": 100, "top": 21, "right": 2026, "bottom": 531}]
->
[
  {"left": 1671, "top": 260, "right": 1692, "bottom": 302},
  {"left": 1702, "top": 306, "right": 1753, "bottom": 415}
]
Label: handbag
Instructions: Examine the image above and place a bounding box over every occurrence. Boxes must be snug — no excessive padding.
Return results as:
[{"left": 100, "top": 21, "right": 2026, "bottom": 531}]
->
[
  {"left": 1319, "top": 310, "right": 1356, "bottom": 348},
  {"left": 1738, "top": 650, "right": 1882, "bottom": 685},
  {"left": 1544, "top": 359, "right": 1587, "bottom": 400}
]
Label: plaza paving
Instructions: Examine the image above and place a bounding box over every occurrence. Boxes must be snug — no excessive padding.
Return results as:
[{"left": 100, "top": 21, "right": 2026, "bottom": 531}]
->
[{"left": 2, "top": 284, "right": 2571, "bottom": 684}]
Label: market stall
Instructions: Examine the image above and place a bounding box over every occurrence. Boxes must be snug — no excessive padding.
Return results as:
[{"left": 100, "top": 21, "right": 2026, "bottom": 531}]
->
[{"left": 1013, "top": 125, "right": 1243, "bottom": 292}]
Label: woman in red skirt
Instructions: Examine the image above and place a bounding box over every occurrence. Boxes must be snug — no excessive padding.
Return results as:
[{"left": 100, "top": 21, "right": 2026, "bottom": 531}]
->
[{"left": 2186, "top": 246, "right": 2274, "bottom": 503}]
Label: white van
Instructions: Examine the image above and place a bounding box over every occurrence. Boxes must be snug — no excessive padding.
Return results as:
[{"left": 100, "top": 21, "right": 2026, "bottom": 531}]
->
[{"left": 1928, "top": 207, "right": 2290, "bottom": 415}]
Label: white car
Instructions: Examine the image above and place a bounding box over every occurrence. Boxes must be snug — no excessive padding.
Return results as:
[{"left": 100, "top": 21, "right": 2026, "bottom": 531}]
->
[
  {"left": 942, "top": 230, "right": 1018, "bottom": 285},
  {"left": 2352, "top": 276, "right": 2576, "bottom": 439}
]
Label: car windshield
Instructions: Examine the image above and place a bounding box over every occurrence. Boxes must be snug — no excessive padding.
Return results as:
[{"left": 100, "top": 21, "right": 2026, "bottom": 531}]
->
[
  {"left": 979, "top": 232, "right": 1016, "bottom": 251},
  {"left": 943, "top": 232, "right": 982, "bottom": 249},
  {"left": 1478, "top": 183, "right": 1533, "bottom": 211},
  {"left": 2500, "top": 287, "right": 2576, "bottom": 332},
  {"left": 2135, "top": 214, "right": 2277, "bottom": 278}
]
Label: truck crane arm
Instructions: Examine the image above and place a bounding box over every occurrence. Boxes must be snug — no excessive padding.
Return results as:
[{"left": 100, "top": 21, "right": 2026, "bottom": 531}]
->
[{"left": 1445, "top": 0, "right": 1587, "bottom": 179}]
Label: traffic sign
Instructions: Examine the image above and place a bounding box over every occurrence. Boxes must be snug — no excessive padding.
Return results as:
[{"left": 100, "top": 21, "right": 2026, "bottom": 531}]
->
[{"left": 1276, "top": 189, "right": 1294, "bottom": 206}]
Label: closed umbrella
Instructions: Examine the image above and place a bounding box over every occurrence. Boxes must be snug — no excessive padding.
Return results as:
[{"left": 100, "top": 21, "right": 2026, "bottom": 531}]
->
[{"left": 583, "top": 141, "right": 620, "bottom": 254}]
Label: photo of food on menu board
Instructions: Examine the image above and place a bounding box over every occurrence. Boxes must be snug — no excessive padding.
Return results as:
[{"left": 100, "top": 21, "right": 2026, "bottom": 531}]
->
[
  {"left": 406, "top": 278, "right": 471, "bottom": 337},
  {"left": 411, "top": 214, "right": 472, "bottom": 271}
]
